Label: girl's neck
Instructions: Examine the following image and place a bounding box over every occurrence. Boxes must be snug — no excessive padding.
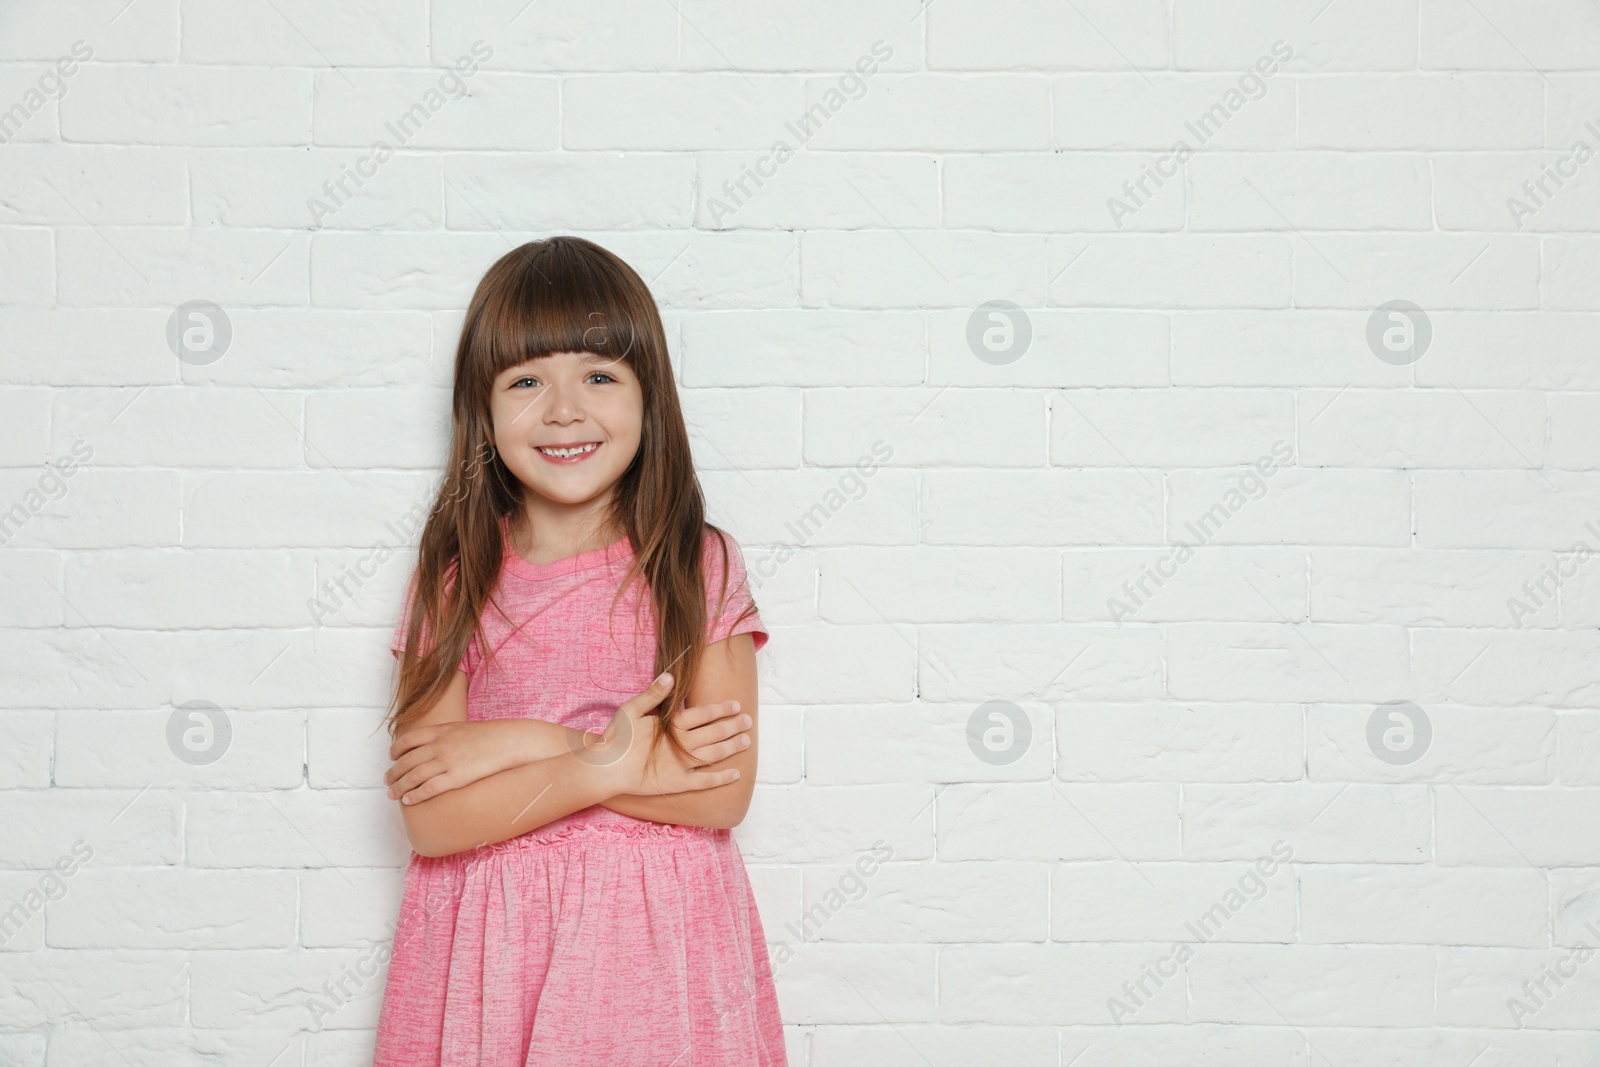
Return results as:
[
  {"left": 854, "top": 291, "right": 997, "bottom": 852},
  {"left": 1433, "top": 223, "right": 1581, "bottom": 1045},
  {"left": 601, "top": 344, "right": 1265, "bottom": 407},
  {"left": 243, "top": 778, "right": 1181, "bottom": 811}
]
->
[{"left": 507, "top": 507, "right": 623, "bottom": 566}]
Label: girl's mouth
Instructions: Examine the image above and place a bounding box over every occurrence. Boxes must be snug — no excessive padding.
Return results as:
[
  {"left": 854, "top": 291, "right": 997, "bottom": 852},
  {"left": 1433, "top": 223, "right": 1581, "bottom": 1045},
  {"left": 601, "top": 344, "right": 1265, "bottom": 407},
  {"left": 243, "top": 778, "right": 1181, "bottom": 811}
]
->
[{"left": 536, "top": 442, "right": 601, "bottom": 465}]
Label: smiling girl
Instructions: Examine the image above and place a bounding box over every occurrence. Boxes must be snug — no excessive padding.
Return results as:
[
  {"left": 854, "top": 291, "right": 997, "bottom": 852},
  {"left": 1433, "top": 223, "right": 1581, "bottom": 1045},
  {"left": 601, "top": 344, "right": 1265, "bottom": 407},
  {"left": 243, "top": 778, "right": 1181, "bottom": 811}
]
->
[{"left": 372, "top": 236, "right": 786, "bottom": 1066}]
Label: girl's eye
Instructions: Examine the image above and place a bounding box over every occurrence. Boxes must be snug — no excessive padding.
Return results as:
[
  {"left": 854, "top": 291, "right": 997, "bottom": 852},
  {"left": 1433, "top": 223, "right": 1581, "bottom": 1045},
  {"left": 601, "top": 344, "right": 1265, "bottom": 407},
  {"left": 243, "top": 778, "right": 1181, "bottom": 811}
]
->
[{"left": 508, "top": 373, "right": 614, "bottom": 388}]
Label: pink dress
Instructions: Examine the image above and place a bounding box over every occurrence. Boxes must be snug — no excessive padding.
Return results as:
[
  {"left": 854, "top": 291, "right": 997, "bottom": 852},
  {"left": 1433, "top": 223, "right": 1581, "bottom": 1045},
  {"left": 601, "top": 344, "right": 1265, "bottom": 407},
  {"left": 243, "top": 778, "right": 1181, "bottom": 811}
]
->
[{"left": 373, "top": 523, "right": 786, "bottom": 1067}]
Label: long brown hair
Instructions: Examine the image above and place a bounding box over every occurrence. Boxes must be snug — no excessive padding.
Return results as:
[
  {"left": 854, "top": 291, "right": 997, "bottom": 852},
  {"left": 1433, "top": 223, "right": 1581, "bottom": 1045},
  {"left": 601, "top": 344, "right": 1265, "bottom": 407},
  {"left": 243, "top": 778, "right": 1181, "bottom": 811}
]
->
[{"left": 386, "top": 236, "right": 756, "bottom": 764}]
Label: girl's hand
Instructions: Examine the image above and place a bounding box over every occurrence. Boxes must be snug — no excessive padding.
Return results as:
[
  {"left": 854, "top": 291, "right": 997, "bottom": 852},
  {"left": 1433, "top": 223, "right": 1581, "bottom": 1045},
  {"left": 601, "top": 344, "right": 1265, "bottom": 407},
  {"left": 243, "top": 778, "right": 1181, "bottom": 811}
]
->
[
  {"left": 387, "top": 720, "right": 522, "bottom": 805},
  {"left": 668, "top": 695, "right": 753, "bottom": 771},
  {"left": 581, "top": 673, "right": 749, "bottom": 797}
]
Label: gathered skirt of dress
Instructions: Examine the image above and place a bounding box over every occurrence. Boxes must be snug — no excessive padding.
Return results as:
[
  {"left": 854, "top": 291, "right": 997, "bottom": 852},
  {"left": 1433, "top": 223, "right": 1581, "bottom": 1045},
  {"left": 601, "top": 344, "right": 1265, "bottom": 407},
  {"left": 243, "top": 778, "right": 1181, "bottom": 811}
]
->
[{"left": 372, "top": 809, "right": 787, "bottom": 1067}]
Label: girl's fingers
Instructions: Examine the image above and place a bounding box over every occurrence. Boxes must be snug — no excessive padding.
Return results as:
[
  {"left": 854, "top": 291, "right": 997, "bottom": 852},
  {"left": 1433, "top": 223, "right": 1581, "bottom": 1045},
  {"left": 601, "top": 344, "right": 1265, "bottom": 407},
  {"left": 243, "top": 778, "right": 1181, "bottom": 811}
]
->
[
  {"left": 680, "top": 720, "right": 750, "bottom": 762},
  {"left": 686, "top": 712, "right": 751, "bottom": 746},
  {"left": 675, "top": 699, "right": 740, "bottom": 731},
  {"left": 389, "top": 728, "right": 434, "bottom": 761},
  {"left": 686, "top": 768, "right": 740, "bottom": 790},
  {"left": 675, "top": 704, "right": 745, "bottom": 744},
  {"left": 689, "top": 733, "right": 752, "bottom": 767},
  {"left": 622, "top": 672, "right": 674, "bottom": 714},
  {"left": 672, "top": 704, "right": 714, "bottom": 731},
  {"left": 384, "top": 747, "right": 430, "bottom": 787},
  {"left": 660, "top": 762, "right": 743, "bottom": 792},
  {"left": 388, "top": 760, "right": 444, "bottom": 800},
  {"left": 401, "top": 774, "right": 452, "bottom": 805}
]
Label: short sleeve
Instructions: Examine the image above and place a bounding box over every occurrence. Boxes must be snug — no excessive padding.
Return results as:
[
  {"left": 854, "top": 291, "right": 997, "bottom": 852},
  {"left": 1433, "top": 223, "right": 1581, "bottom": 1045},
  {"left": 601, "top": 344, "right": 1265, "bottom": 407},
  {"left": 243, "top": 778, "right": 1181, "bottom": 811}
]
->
[
  {"left": 390, "top": 568, "right": 477, "bottom": 676},
  {"left": 703, "top": 529, "right": 769, "bottom": 652}
]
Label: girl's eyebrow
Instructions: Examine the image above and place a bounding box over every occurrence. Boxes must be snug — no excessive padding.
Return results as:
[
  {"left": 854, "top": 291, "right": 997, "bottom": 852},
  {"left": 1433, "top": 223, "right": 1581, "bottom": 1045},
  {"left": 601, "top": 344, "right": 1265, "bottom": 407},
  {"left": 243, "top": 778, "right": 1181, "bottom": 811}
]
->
[
  {"left": 518, "top": 352, "right": 615, "bottom": 365},
  {"left": 508, "top": 353, "right": 595, "bottom": 371}
]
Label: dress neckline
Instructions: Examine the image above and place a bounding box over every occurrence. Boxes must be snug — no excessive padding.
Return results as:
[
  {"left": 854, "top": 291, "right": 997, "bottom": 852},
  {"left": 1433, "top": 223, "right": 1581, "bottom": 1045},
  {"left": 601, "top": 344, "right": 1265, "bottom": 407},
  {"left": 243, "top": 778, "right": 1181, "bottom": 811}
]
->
[{"left": 499, "top": 514, "right": 633, "bottom": 581}]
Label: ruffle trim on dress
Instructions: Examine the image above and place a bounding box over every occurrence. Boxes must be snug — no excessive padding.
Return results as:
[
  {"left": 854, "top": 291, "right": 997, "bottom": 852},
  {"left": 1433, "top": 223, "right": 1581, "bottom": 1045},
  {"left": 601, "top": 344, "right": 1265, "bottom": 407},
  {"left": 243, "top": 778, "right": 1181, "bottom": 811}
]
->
[
  {"left": 414, "top": 820, "right": 730, "bottom": 869},
  {"left": 503, "top": 820, "right": 724, "bottom": 847}
]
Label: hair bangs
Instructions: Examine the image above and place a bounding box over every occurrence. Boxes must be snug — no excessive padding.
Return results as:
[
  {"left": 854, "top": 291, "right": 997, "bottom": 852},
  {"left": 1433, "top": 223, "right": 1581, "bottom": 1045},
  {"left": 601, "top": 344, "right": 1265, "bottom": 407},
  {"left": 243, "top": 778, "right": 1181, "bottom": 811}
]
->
[{"left": 477, "top": 248, "right": 646, "bottom": 382}]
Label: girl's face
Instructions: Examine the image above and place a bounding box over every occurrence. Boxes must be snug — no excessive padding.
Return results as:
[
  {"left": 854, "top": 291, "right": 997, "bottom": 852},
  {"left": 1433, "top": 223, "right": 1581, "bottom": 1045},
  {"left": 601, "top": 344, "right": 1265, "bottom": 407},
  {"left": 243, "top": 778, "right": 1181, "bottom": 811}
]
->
[{"left": 489, "top": 351, "right": 643, "bottom": 517}]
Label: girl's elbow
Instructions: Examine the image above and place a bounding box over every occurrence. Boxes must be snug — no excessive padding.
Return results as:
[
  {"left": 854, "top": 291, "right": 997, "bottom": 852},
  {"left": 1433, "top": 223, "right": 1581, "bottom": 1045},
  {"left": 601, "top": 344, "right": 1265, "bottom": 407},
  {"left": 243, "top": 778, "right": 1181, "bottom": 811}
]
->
[
  {"left": 400, "top": 805, "right": 453, "bottom": 858},
  {"left": 715, "top": 791, "right": 753, "bottom": 830},
  {"left": 410, "top": 831, "right": 475, "bottom": 859},
  {"left": 405, "top": 827, "right": 447, "bottom": 858}
]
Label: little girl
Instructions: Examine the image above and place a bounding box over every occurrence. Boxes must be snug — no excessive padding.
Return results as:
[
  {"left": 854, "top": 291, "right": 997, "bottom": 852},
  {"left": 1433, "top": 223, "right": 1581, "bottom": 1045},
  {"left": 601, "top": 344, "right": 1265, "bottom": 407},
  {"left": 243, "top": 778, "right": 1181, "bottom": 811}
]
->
[{"left": 372, "top": 236, "right": 787, "bottom": 1066}]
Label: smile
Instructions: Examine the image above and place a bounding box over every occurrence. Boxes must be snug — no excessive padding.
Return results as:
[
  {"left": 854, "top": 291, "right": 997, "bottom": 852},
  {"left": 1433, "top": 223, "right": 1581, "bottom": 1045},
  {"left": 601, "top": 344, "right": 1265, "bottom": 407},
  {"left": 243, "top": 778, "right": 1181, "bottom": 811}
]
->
[{"left": 536, "top": 442, "right": 601, "bottom": 462}]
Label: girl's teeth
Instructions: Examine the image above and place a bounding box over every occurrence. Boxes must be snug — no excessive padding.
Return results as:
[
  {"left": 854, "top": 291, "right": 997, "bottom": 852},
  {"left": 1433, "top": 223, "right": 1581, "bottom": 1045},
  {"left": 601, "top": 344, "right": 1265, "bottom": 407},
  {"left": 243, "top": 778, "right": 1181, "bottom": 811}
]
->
[{"left": 540, "top": 443, "right": 598, "bottom": 457}]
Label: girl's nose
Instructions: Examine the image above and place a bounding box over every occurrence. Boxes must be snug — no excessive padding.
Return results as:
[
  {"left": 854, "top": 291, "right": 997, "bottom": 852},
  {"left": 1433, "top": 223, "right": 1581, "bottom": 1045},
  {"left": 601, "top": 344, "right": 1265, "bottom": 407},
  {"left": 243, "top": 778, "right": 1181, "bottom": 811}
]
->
[{"left": 541, "top": 382, "right": 585, "bottom": 420}]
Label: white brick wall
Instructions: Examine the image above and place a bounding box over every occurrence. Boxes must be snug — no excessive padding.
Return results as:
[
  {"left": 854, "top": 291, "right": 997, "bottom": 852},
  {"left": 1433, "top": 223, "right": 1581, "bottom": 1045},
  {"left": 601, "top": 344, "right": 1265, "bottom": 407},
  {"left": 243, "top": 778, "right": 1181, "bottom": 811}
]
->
[{"left": 4, "top": 1, "right": 1599, "bottom": 1063}]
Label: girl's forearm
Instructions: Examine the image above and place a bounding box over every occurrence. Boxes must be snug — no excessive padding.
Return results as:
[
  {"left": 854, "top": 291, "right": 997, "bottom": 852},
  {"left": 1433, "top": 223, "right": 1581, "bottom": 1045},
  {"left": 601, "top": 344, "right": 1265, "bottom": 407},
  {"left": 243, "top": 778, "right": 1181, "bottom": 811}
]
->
[
  {"left": 489, "top": 721, "right": 743, "bottom": 829},
  {"left": 495, "top": 718, "right": 590, "bottom": 765},
  {"left": 400, "top": 749, "right": 620, "bottom": 857},
  {"left": 492, "top": 723, "right": 732, "bottom": 831},
  {"left": 600, "top": 787, "right": 749, "bottom": 830}
]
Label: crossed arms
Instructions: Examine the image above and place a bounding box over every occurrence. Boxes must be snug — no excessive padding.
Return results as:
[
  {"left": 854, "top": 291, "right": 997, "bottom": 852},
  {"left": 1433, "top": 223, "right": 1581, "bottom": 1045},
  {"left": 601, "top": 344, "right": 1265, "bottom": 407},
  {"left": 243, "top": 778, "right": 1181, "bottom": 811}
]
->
[{"left": 385, "top": 632, "right": 761, "bottom": 858}]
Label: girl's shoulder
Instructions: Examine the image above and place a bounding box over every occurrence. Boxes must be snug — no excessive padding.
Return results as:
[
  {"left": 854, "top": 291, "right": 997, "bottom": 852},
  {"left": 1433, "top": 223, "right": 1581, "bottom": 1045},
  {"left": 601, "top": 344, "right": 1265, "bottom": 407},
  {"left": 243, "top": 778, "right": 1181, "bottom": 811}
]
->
[
  {"left": 699, "top": 526, "right": 767, "bottom": 651},
  {"left": 699, "top": 525, "right": 755, "bottom": 590}
]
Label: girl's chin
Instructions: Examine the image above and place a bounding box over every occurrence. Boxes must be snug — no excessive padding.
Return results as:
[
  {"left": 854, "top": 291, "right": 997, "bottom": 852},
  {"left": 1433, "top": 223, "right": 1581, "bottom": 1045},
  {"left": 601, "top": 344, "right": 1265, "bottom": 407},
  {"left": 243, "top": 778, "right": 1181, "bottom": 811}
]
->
[{"left": 520, "top": 477, "right": 612, "bottom": 505}]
